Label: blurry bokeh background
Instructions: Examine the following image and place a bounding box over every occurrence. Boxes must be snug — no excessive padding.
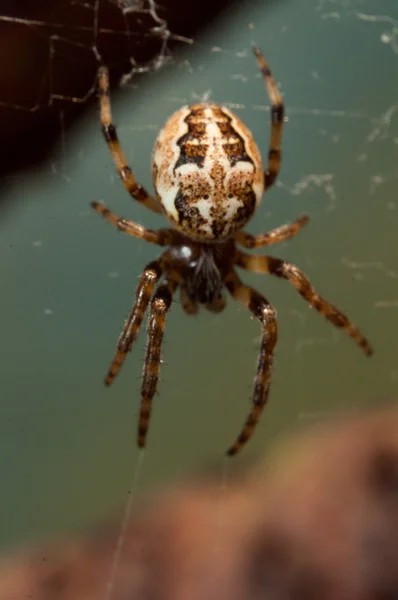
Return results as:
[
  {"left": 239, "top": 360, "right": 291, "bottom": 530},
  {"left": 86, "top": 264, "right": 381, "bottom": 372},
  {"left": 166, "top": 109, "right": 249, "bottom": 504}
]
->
[{"left": 0, "top": 0, "right": 397, "bottom": 551}]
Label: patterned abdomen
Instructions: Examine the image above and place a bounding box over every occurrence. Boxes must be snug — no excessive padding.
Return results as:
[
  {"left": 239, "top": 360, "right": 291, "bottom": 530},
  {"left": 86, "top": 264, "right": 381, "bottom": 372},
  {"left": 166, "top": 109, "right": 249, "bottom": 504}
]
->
[{"left": 152, "top": 103, "right": 264, "bottom": 241}]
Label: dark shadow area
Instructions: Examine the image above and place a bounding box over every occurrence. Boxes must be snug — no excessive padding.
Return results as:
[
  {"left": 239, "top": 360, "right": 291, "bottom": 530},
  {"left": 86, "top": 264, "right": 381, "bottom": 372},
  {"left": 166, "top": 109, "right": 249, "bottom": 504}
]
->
[{"left": 0, "top": 0, "right": 283, "bottom": 191}]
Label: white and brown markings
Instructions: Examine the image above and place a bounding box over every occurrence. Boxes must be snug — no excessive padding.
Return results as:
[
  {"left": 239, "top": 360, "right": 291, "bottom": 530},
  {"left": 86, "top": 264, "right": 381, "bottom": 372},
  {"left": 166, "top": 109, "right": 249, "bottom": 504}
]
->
[
  {"left": 152, "top": 103, "right": 264, "bottom": 241},
  {"left": 91, "top": 47, "right": 373, "bottom": 457}
]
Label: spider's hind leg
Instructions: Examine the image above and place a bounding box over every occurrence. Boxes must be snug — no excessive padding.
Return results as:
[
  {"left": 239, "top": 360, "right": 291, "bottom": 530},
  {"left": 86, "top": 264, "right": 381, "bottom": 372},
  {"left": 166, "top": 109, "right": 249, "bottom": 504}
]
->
[
  {"left": 138, "top": 274, "right": 179, "bottom": 448},
  {"left": 97, "top": 66, "right": 161, "bottom": 214},
  {"left": 253, "top": 46, "right": 284, "bottom": 191},
  {"left": 235, "top": 215, "right": 309, "bottom": 249},
  {"left": 91, "top": 201, "right": 175, "bottom": 246}
]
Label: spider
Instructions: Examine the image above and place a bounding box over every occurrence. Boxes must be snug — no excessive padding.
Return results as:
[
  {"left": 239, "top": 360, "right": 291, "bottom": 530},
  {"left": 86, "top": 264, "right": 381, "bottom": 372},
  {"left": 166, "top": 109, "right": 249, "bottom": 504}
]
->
[{"left": 91, "top": 46, "right": 373, "bottom": 456}]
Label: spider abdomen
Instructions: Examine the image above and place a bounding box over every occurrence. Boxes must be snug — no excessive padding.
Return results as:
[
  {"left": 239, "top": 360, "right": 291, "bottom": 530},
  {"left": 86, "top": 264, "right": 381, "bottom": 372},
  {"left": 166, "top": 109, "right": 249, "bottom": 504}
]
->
[{"left": 152, "top": 103, "right": 264, "bottom": 242}]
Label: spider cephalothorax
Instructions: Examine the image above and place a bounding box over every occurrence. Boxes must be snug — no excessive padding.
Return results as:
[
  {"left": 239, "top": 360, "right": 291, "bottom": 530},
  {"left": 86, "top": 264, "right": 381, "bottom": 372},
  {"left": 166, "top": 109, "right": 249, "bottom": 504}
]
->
[{"left": 91, "top": 47, "right": 373, "bottom": 456}]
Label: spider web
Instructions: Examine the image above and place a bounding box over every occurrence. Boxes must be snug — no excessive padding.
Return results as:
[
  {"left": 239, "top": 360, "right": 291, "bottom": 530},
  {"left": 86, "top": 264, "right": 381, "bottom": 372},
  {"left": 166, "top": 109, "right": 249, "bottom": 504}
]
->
[
  {"left": 0, "top": 0, "right": 397, "bottom": 594},
  {"left": 0, "top": 0, "right": 192, "bottom": 107}
]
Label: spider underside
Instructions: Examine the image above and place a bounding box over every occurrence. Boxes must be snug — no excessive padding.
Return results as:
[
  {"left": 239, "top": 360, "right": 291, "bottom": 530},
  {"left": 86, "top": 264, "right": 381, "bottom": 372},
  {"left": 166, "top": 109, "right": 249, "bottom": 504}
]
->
[{"left": 92, "top": 47, "right": 373, "bottom": 456}]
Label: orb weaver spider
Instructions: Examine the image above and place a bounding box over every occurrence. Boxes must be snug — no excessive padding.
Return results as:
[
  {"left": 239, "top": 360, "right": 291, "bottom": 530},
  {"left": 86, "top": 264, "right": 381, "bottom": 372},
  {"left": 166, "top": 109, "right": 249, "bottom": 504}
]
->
[{"left": 91, "top": 46, "right": 373, "bottom": 456}]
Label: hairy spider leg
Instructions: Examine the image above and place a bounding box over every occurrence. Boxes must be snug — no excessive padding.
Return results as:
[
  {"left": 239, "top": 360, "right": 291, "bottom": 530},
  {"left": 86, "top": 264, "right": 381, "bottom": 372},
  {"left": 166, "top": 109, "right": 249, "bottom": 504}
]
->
[
  {"left": 98, "top": 66, "right": 162, "bottom": 214},
  {"left": 138, "top": 275, "right": 179, "bottom": 448},
  {"left": 225, "top": 270, "right": 278, "bottom": 456},
  {"left": 234, "top": 47, "right": 298, "bottom": 251},
  {"left": 235, "top": 250, "right": 373, "bottom": 356},
  {"left": 235, "top": 215, "right": 310, "bottom": 249},
  {"left": 91, "top": 201, "right": 176, "bottom": 246},
  {"left": 105, "top": 260, "right": 165, "bottom": 386},
  {"left": 253, "top": 46, "right": 284, "bottom": 190}
]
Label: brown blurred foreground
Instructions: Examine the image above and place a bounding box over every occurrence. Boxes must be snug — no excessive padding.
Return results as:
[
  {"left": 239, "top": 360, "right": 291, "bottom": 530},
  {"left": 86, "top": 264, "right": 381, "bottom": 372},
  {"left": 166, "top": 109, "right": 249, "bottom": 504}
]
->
[{"left": 2, "top": 407, "right": 398, "bottom": 599}]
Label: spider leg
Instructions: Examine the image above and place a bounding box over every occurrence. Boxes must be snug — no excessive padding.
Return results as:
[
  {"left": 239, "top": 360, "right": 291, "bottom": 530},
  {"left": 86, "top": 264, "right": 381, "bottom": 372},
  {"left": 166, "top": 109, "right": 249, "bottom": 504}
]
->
[
  {"left": 225, "top": 270, "right": 278, "bottom": 456},
  {"left": 235, "top": 215, "right": 309, "bottom": 249},
  {"left": 235, "top": 250, "right": 373, "bottom": 356},
  {"left": 91, "top": 201, "right": 177, "bottom": 246},
  {"left": 98, "top": 66, "right": 162, "bottom": 214},
  {"left": 138, "top": 274, "right": 179, "bottom": 448},
  {"left": 104, "top": 260, "right": 165, "bottom": 386},
  {"left": 253, "top": 46, "right": 284, "bottom": 191}
]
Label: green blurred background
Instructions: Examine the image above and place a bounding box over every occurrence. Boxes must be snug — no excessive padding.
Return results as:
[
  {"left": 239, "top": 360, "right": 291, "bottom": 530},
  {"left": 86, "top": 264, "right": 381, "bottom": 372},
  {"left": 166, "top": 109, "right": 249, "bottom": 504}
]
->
[{"left": 0, "top": 0, "right": 397, "bottom": 549}]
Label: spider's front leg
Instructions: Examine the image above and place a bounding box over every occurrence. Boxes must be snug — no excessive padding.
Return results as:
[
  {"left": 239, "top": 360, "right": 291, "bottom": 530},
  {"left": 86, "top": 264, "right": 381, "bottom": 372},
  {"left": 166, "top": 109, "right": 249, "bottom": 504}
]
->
[
  {"left": 98, "top": 66, "right": 161, "bottom": 214},
  {"left": 235, "top": 250, "right": 373, "bottom": 356},
  {"left": 225, "top": 271, "right": 278, "bottom": 456},
  {"left": 138, "top": 275, "right": 179, "bottom": 448},
  {"left": 104, "top": 260, "right": 165, "bottom": 385}
]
